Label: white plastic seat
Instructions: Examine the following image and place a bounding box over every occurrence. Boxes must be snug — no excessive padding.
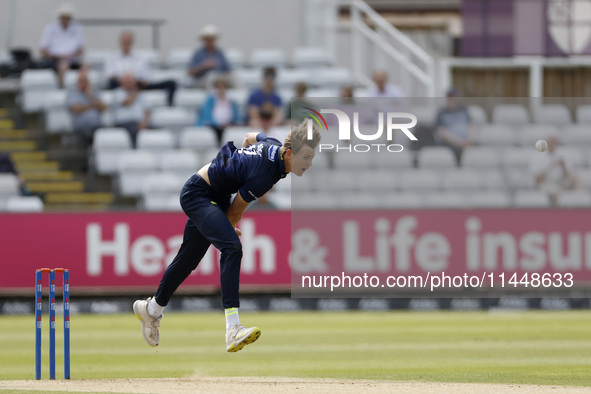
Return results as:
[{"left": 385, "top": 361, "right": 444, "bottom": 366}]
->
[
  {"left": 306, "top": 88, "right": 340, "bottom": 98},
  {"left": 513, "top": 190, "right": 551, "bottom": 207},
  {"left": 147, "top": 69, "right": 187, "bottom": 86},
  {"left": 276, "top": 69, "right": 310, "bottom": 90},
  {"left": 6, "top": 195, "right": 44, "bottom": 212},
  {"left": 417, "top": 146, "right": 456, "bottom": 168},
  {"left": 84, "top": 49, "right": 110, "bottom": 71},
  {"left": 356, "top": 170, "right": 397, "bottom": 191},
  {"left": 339, "top": 192, "right": 382, "bottom": 209},
  {"left": 268, "top": 192, "right": 291, "bottom": 210},
  {"left": 43, "top": 89, "right": 67, "bottom": 110},
  {"left": 532, "top": 104, "right": 572, "bottom": 126},
  {"left": 562, "top": 125, "right": 591, "bottom": 147},
  {"left": 400, "top": 169, "right": 440, "bottom": 192},
  {"left": 555, "top": 147, "right": 584, "bottom": 168},
  {"left": 151, "top": 107, "right": 196, "bottom": 137},
  {"left": 174, "top": 89, "right": 207, "bottom": 111},
  {"left": 576, "top": 104, "right": 591, "bottom": 124},
  {"left": 492, "top": 104, "right": 530, "bottom": 127},
  {"left": 333, "top": 151, "right": 374, "bottom": 169},
  {"left": 21, "top": 70, "right": 59, "bottom": 113},
  {"left": 557, "top": 190, "right": 591, "bottom": 207},
  {"left": 0, "top": 174, "right": 20, "bottom": 199},
  {"left": 483, "top": 169, "right": 508, "bottom": 190},
  {"left": 505, "top": 169, "right": 536, "bottom": 190},
  {"left": 63, "top": 69, "right": 100, "bottom": 90},
  {"left": 135, "top": 48, "right": 162, "bottom": 69},
  {"left": 374, "top": 150, "right": 414, "bottom": 169},
  {"left": 382, "top": 192, "right": 423, "bottom": 209},
  {"left": 313, "top": 169, "right": 356, "bottom": 192},
  {"left": 503, "top": 148, "right": 534, "bottom": 169},
  {"left": 467, "top": 191, "right": 512, "bottom": 208},
  {"left": 136, "top": 129, "right": 176, "bottom": 160},
  {"left": 423, "top": 192, "right": 466, "bottom": 208},
  {"left": 310, "top": 67, "right": 353, "bottom": 88},
  {"left": 442, "top": 169, "right": 482, "bottom": 191},
  {"left": 461, "top": 147, "right": 501, "bottom": 168},
  {"left": 141, "top": 172, "right": 182, "bottom": 211},
  {"left": 141, "top": 90, "right": 168, "bottom": 109},
  {"left": 268, "top": 126, "right": 290, "bottom": 142},
  {"left": 225, "top": 48, "right": 246, "bottom": 69},
  {"left": 250, "top": 48, "right": 287, "bottom": 69},
  {"left": 168, "top": 48, "right": 193, "bottom": 69},
  {"left": 410, "top": 106, "right": 439, "bottom": 129},
  {"left": 293, "top": 192, "right": 338, "bottom": 210},
  {"left": 518, "top": 125, "right": 558, "bottom": 147},
  {"left": 93, "top": 127, "right": 133, "bottom": 175},
  {"left": 233, "top": 69, "right": 263, "bottom": 90},
  {"left": 222, "top": 126, "right": 255, "bottom": 145},
  {"left": 292, "top": 172, "right": 314, "bottom": 191},
  {"left": 160, "top": 150, "right": 199, "bottom": 181},
  {"left": 292, "top": 47, "right": 331, "bottom": 69},
  {"left": 178, "top": 126, "right": 218, "bottom": 151},
  {"left": 45, "top": 109, "right": 73, "bottom": 134},
  {"left": 226, "top": 89, "right": 249, "bottom": 108},
  {"left": 467, "top": 105, "right": 488, "bottom": 124},
  {"left": 477, "top": 124, "right": 516, "bottom": 146},
  {"left": 577, "top": 169, "right": 591, "bottom": 189},
  {"left": 117, "top": 151, "right": 158, "bottom": 197}
]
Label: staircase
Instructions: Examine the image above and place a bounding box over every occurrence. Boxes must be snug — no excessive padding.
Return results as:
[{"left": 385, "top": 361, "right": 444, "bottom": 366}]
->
[{"left": 0, "top": 107, "right": 114, "bottom": 211}]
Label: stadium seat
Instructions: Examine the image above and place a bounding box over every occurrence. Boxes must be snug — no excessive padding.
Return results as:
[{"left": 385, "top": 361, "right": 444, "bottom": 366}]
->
[
  {"left": 43, "top": 89, "right": 67, "bottom": 111},
  {"left": 423, "top": 192, "right": 466, "bottom": 208},
  {"left": 309, "top": 67, "right": 353, "bottom": 89},
  {"left": 292, "top": 171, "right": 315, "bottom": 191},
  {"left": 442, "top": 169, "right": 482, "bottom": 191},
  {"left": 45, "top": 109, "right": 73, "bottom": 134},
  {"left": 374, "top": 149, "right": 414, "bottom": 169},
  {"left": 502, "top": 148, "right": 534, "bottom": 169},
  {"left": 467, "top": 104, "right": 488, "bottom": 124},
  {"left": 268, "top": 192, "right": 291, "bottom": 210},
  {"left": 562, "top": 125, "right": 591, "bottom": 147},
  {"left": 268, "top": 125, "right": 290, "bottom": 142},
  {"left": 513, "top": 190, "right": 551, "bottom": 207},
  {"left": 168, "top": 48, "right": 193, "bottom": 70},
  {"left": 555, "top": 147, "right": 584, "bottom": 168},
  {"left": 141, "top": 90, "right": 168, "bottom": 109},
  {"left": 147, "top": 69, "right": 187, "bottom": 86},
  {"left": 150, "top": 107, "right": 196, "bottom": 137},
  {"left": 250, "top": 48, "right": 287, "bottom": 69},
  {"left": 409, "top": 105, "right": 439, "bottom": 129},
  {"left": 276, "top": 69, "right": 310, "bottom": 90},
  {"left": 333, "top": 151, "right": 374, "bottom": 169},
  {"left": 339, "top": 192, "right": 382, "bottom": 209},
  {"left": 92, "top": 127, "right": 133, "bottom": 175},
  {"left": 532, "top": 104, "right": 572, "bottom": 127},
  {"left": 291, "top": 47, "right": 332, "bottom": 68},
  {"left": 233, "top": 69, "right": 263, "bottom": 90},
  {"left": 462, "top": 147, "right": 501, "bottom": 168},
  {"left": 492, "top": 104, "right": 530, "bottom": 127},
  {"left": 356, "top": 170, "right": 397, "bottom": 191},
  {"left": 505, "top": 169, "right": 536, "bottom": 190},
  {"left": 84, "top": 49, "right": 111, "bottom": 71},
  {"left": 141, "top": 172, "right": 182, "bottom": 211},
  {"left": 577, "top": 169, "right": 591, "bottom": 189},
  {"left": 417, "top": 146, "right": 456, "bottom": 168},
  {"left": 576, "top": 104, "right": 591, "bottom": 124},
  {"left": 136, "top": 129, "right": 176, "bottom": 160},
  {"left": 6, "top": 196, "right": 44, "bottom": 212},
  {"left": 557, "top": 190, "right": 591, "bottom": 207},
  {"left": 173, "top": 89, "right": 207, "bottom": 112},
  {"left": 20, "top": 69, "right": 59, "bottom": 113},
  {"left": 313, "top": 169, "right": 356, "bottom": 192},
  {"left": 293, "top": 192, "right": 338, "bottom": 210},
  {"left": 466, "top": 191, "right": 512, "bottom": 208},
  {"left": 382, "top": 192, "right": 423, "bottom": 209},
  {"left": 0, "top": 174, "right": 20, "bottom": 199},
  {"left": 117, "top": 151, "right": 158, "bottom": 197},
  {"left": 477, "top": 124, "right": 516, "bottom": 146},
  {"left": 222, "top": 126, "right": 256, "bottom": 145},
  {"left": 482, "top": 169, "right": 509, "bottom": 190},
  {"left": 273, "top": 173, "right": 292, "bottom": 194},
  {"left": 306, "top": 88, "right": 340, "bottom": 98},
  {"left": 135, "top": 48, "right": 163, "bottom": 69},
  {"left": 225, "top": 48, "right": 246, "bottom": 69},
  {"left": 518, "top": 125, "right": 558, "bottom": 147},
  {"left": 226, "top": 89, "right": 250, "bottom": 110},
  {"left": 178, "top": 126, "right": 218, "bottom": 151},
  {"left": 63, "top": 69, "right": 101, "bottom": 90},
  {"left": 160, "top": 149, "right": 200, "bottom": 181},
  {"left": 399, "top": 169, "right": 440, "bottom": 192}
]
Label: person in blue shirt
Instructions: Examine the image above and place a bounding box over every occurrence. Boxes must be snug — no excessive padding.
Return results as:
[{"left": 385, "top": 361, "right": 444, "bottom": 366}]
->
[
  {"left": 134, "top": 120, "right": 321, "bottom": 353},
  {"left": 187, "top": 24, "right": 231, "bottom": 85},
  {"left": 196, "top": 75, "right": 241, "bottom": 145},
  {"left": 247, "top": 67, "right": 283, "bottom": 128}
]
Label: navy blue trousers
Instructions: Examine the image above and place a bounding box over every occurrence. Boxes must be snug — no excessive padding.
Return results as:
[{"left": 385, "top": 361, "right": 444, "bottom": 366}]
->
[{"left": 154, "top": 174, "right": 242, "bottom": 308}]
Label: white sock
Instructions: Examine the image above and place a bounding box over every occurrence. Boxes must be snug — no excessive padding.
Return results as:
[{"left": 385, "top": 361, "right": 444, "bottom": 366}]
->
[
  {"left": 148, "top": 297, "right": 165, "bottom": 318},
  {"left": 225, "top": 308, "right": 240, "bottom": 331}
]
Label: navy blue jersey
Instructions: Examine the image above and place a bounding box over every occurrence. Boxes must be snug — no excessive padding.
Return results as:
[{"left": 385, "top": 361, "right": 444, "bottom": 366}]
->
[{"left": 207, "top": 133, "right": 286, "bottom": 203}]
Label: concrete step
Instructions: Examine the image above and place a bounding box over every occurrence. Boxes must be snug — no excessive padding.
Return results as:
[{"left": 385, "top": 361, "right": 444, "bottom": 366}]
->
[
  {"left": 15, "top": 161, "right": 60, "bottom": 171},
  {"left": 21, "top": 171, "right": 75, "bottom": 182},
  {"left": 10, "top": 151, "right": 48, "bottom": 161},
  {"left": 0, "top": 140, "right": 37, "bottom": 151},
  {"left": 0, "top": 119, "right": 14, "bottom": 129},
  {"left": 44, "top": 192, "right": 114, "bottom": 205},
  {"left": 0, "top": 129, "right": 28, "bottom": 139},
  {"left": 27, "top": 181, "right": 85, "bottom": 193}
]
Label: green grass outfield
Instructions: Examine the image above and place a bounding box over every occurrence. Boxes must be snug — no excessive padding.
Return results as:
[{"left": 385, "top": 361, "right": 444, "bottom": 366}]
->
[{"left": 1, "top": 311, "right": 590, "bottom": 385}]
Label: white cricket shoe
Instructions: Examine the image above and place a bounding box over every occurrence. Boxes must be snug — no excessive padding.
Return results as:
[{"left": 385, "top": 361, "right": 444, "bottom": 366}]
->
[
  {"left": 133, "top": 298, "right": 162, "bottom": 347},
  {"left": 225, "top": 324, "right": 261, "bottom": 352}
]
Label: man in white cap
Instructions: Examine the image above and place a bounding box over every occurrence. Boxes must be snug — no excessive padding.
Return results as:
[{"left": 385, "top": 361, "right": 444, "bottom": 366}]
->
[
  {"left": 39, "top": 3, "right": 85, "bottom": 87},
  {"left": 187, "top": 24, "right": 231, "bottom": 86}
]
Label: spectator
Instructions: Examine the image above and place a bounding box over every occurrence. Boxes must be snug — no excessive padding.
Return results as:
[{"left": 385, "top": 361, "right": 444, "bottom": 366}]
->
[
  {"left": 368, "top": 70, "right": 404, "bottom": 98},
  {"left": 0, "top": 151, "right": 30, "bottom": 195},
  {"left": 434, "top": 88, "right": 476, "bottom": 164},
  {"left": 196, "top": 75, "right": 240, "bottom": 145},
  {"left": 187, "top": 24, "right": 231, "bottom": 87},
  {"left": 284, "top": 82, "right": 313, "bottom": 124},
  {"left": 530, "top": 133, "right": 583, "bottom": 205},
  {"left": 247, "top": 67, "right": 282, "bottom": 128},
  {"left": 39, "top": 3, "right": 84, "bottom": 88},
  {"left": 113, "top": 73, "right": 151, "bottom": 146},
  {"left": 105, "top": 31, "right": 177, "bottom": 106},
  {"left": 67, "top": 67, "right": 107, "bottom": 148}
]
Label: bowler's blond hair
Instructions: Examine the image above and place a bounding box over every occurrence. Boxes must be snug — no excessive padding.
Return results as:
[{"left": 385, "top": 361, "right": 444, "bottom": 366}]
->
[{"left": 281, "top": 120, "right": 321, "bottom": 157}]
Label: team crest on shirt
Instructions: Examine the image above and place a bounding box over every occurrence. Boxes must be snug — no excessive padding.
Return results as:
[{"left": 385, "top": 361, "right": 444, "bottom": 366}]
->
[
  {"left": 268, "top": 145, "right": 279, "bottom": 161},
  {"left": 241, "top": 144, "right": 263, "bottom": 157}
]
